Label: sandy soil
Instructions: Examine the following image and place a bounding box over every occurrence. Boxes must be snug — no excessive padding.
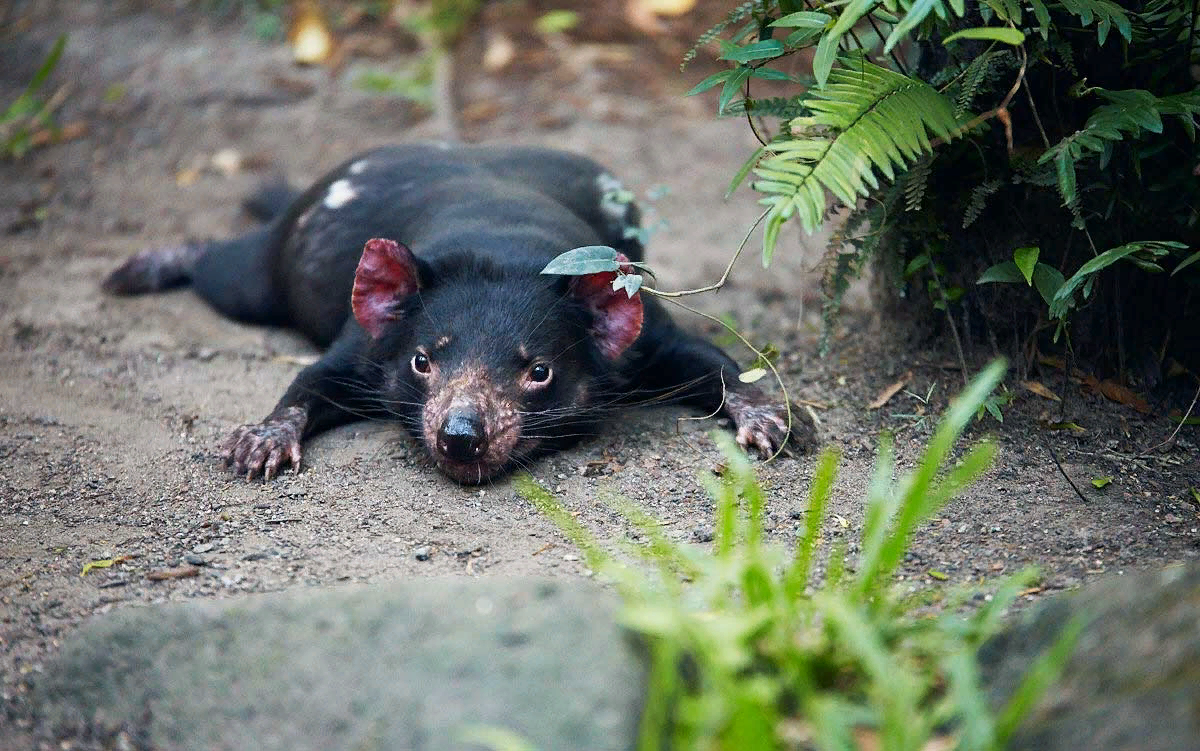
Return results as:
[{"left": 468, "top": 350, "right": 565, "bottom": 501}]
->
[{"left": 3, "top": 1, "right": 1199, "bottom": 741}]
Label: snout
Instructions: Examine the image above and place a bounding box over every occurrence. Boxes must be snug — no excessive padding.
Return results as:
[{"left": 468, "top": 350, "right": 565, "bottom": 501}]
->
[
  {"left": 436, "top": 407, "right": 488, "bottom": 463},
  {"left": 422, "top": 370, "right": 526, "bottom": 484}
]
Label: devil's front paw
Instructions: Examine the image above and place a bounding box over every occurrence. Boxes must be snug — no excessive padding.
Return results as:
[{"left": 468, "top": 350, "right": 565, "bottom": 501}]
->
[
  {"left": 222, "top": 406, "right": 307, "bottom": 480},
  {"left": 724, "top": 389, "right": 817, "bottom": 458}
]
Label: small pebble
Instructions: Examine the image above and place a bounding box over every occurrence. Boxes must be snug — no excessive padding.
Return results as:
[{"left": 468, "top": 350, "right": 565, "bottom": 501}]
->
[
  {"left": 414, "top": 546, "right": 432, "bottom": 561},
  {"left": 184, "top": 554, "right": 207, "bottom": 566},
  {"left": 192, "top": 542, "right": 214, "bottom": 554}
]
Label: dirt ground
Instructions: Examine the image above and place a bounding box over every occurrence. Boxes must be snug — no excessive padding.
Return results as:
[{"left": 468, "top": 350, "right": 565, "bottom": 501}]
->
[{"left": 2, "top": 1, "right": 1199, "bottom": 741}]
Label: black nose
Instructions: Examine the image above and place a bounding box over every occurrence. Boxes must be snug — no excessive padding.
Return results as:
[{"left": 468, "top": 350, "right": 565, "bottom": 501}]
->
[{"left": 437, "top": 409, "right": 488, "bottom": 462}]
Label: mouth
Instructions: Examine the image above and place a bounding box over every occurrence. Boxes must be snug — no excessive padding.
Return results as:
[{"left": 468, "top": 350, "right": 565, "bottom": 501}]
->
[
  {"left": 433, "top": 455, "right": 505, "bottom": 485},
  {"left": 428, "top": 436, "right": 542, "bottom": 485}
]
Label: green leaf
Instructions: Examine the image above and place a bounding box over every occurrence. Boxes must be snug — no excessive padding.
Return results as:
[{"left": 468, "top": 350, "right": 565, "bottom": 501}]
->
[
  {"left": 1171, "top": 250, "right": 1200, "bottom": 276},
  {"left": 1031, "top": 264, "right": 1065, "bottom": 307},
  {"left": 943, "top": 26, "right": 1026, "bottom": 45},
  {"left": 1091, "top": 476, "right": 1112, "bottom": 489},
  {"left": 884, "top": 0, "right": 942, "bottom": 54},
  {"left": 726, "top": 146, "right": 765, "bottom": 198},
  {"left": 976, "top": 261, "right": 1024, "bottom": 285},
  {"left": 771, "top": 11, "right": 831, "bottom": 29},
  {"left": 534, "top": 10, "right": 578, "bottom": 34},
  {"left": 540, "top": 246, "right": 619, "bottom": 275},
  {"left": 1013, "top": 247, "right": 1039, "bottom": 285},
  {"left": 1050, "top": 241, "right": 1184, "bottom": 318},
  {"left": 813, "top": 0, "right": 877, "bottom": 88},
  {"left": 719, "top": 66, "right": 753, "bottom": 114},
  {"left": 719, "top": 39, "right": 784, "bottom": 63},
  {"left": 686, "top": 70, "right": 733, "bottom": 97}
]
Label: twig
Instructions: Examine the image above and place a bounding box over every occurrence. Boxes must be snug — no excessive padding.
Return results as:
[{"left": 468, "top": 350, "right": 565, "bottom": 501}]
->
[
  {"left": 1141, "top": 379, "right": 1200, "bottom": 456},
  {"left": 926, "top": 261, "right": 970, "bottom": 388},
  {"left": 640, "top": 208, "right": 768, "bottom": 298},
  {"left": 1042, "top": 437, "right": 1089, "bottom": 503}
]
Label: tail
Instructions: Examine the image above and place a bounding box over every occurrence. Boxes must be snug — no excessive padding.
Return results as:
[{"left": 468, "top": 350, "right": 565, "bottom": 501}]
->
[
  {"left": 101, "top": 241, "right": 207, "bottom": 295},
  {"left": 241, "top": 179, "right": 299, "bottom": 222}
]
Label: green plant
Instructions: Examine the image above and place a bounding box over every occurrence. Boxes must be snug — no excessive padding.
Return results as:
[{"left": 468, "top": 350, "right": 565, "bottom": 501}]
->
[
  {"left": 521, "top": 359, "right": 1084, "bottom": 749},
  {"left": 1, "top": 34, "right": 66, "bottom": 160},
  {"left": 686, "top": 1, "right": 1199, "bottom": 371}
]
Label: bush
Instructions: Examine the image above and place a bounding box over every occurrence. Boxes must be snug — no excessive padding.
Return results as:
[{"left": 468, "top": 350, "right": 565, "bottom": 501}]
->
[
  {"left": 521, "top": 360, "right": 1084, "bottom": 749},
  {"left": 687, "top": 1, "right": 1199, "bottom": 377}
]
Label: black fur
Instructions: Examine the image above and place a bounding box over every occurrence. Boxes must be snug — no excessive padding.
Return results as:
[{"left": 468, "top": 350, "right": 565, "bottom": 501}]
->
[{"left": 105, "top": 143, "right": 811, "bottom": 481}]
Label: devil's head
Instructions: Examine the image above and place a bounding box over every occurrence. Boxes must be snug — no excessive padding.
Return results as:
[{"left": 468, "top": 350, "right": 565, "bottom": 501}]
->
[{"left": 351, "top": 238, "right": 643, "bottom": 484}]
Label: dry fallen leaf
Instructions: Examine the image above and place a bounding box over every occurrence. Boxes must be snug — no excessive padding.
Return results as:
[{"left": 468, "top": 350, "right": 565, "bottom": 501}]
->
[
  {"left": 625, "top": 0, "right": 697, "bottom": 34},
  {"left": 482, "top": 31, "right": 516, "bottom": 73},
  {"left": 1081, "top": 375, "right": 1152, "bottom": 414},
  {"left": 147, "top": 565, "right": 201, "bottom": 581},
  {"left": 30, "top": 120, "right": 88, "bottom": 147},
  {"left": 1021, "top": 379, "right": 1061, "bottom": 401},
  {"left": 868, "top": 370, "right": 912, "bottom": 410},
  {"left": 289, "top": 1, "right": 334, "bottom": 65}
]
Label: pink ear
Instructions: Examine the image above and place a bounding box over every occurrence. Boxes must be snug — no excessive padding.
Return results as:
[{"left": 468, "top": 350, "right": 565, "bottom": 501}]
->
[
  {"left": 351, "top": 238, "right": 421, "bottom": 338},
  {"left": 569, "top": 253, "right": 644, "bottom": 360}
]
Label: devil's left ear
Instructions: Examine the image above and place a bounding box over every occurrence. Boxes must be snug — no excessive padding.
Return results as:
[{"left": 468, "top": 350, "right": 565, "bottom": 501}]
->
[
  {"left": 351, "top": 238, "right": 422, "bottom": 338},
  {"left": 568, "top": 252, "right": 644, "bottom": 360}
]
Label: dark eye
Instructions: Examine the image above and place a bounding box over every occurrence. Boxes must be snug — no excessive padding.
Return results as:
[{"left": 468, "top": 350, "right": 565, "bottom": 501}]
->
[
  {"left": 528, "top": 362, "right": 552, "bottom": 384},
  {"left": 411, "top": 352, "right": 431, "bottom": 375}
]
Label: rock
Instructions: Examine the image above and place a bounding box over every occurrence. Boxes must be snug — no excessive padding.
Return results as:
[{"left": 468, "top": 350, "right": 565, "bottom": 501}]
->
[
  {"left": 33, "top": 578, "right": 642, "bottom": 750},
  {"left": 980, "top": 564, "right": 1200, "bottom": 751}
]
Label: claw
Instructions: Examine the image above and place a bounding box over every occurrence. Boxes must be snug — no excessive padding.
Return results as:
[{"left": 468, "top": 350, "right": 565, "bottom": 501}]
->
[
  {"left": 220, "top": 406, "right": 308, "bottom": 481},
  {"left": 725, "top": 387, "right": 817, "bottom": 458}
]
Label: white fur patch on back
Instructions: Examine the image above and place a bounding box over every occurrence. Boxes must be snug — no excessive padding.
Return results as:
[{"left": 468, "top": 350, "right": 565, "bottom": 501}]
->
[
  {"left": 323, "top": 179, "right": 358, "bottom": 209},
  {"left": 348, "top": 159, "right": 370, "bottom": 175}
]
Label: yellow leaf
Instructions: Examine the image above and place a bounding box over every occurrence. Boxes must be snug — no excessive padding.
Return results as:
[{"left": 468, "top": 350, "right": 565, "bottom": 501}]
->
[
  {"left": 738, "top": 367, "right": 767, "bottom": 384},
  {"left": 868, "top": 370, "right": 912, "bottom": 410},
  {"left": 289, "top": 2, "right": 334, "bottom": 65},
  {"left": 1021, "top": 380, "right": 1060, "bottom": 401}
]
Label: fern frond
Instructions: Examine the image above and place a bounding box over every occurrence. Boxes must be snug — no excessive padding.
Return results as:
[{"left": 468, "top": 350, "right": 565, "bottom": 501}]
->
[
  {"left": 724, "top": 96, "right": 812, "bottom": 120},
  {"left": 1057, "top": 0, "right": 1133, "bottom": 45},
  {"left": 962, "top": 179, "right": 1003, "bottom": 228},
  {"left": 682, "top": 0, "right": 767, "bottom": 70},
  {"left": 1041, "top": 87, "right": 1200, "bottom": 212},
  {"left": 953, "top": 50, "right": 1009, "bottom": 116},
  {"left": 903, "top": 155, "right": 933, "bottom": 212},
  {"left": 752, "top": 58, "right": 964, "bottom": 261}
]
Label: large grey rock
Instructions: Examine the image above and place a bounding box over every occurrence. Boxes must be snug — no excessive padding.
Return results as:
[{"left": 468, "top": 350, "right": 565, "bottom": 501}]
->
[
  {"left": 980, "top": 564, "right": 1200, "bottom": 751},
  {"left": 35, "top": 578, "right": 644, "bottom": 750}
]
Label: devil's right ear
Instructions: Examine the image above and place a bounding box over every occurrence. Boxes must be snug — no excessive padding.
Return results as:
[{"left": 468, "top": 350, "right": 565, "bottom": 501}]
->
[{"left": 351, "top": 238, "right": 422, "bottom": 338}]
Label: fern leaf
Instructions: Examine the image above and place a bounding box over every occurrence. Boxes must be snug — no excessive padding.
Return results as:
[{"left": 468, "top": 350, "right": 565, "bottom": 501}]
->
[
  {"left": 1058, "top": 0, "right": 1133, "bottom": 44},
  {"left": 753, "top": 58, "right": 963, "bottom": 245},
  {"left": 1040, "top": 87, "right": 1199, "bottom": 215},
  {"left": 954, "top": 50, "right": 1002, "bottom": 116},
  {"left": 903, "top": 155, "right": 933, "bottom": 212},
  {"left": 962, "top": 179, "right": 1003, "bottom": 228},
  {"left": 682, "top": 0, "right": 766, "bottom": 70}
]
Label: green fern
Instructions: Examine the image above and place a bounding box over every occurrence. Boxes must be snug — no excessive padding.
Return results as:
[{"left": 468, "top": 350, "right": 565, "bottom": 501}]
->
[
  {"left": 903, "top": 155, "right": 933, "bottom": 212},
  {"left": 1041, "top": 87, "right": 1200, "bottom": 216},
  {"left": 753, "top": 57, "right": 965, "bottom": 262},
  {"left": 1057, "top": 0, "right": 1133, "bottom": 45},
  {"left": 954, "top": 50, "right": 1008, "bottom": 117},
  {"left": 682, "top": 0, "right": 766, "bottom": 70},
  {"left": 723, "top": 95, "right": 811, "bottom": 120},
  {"left": 962, "top": 179, "right": 1003, "bottom": 228}
]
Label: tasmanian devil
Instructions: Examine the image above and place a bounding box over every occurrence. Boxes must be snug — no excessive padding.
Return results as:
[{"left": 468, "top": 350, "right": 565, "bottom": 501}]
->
[{"left": 103, "top": 143, "right": 814, "bottom": 484}]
